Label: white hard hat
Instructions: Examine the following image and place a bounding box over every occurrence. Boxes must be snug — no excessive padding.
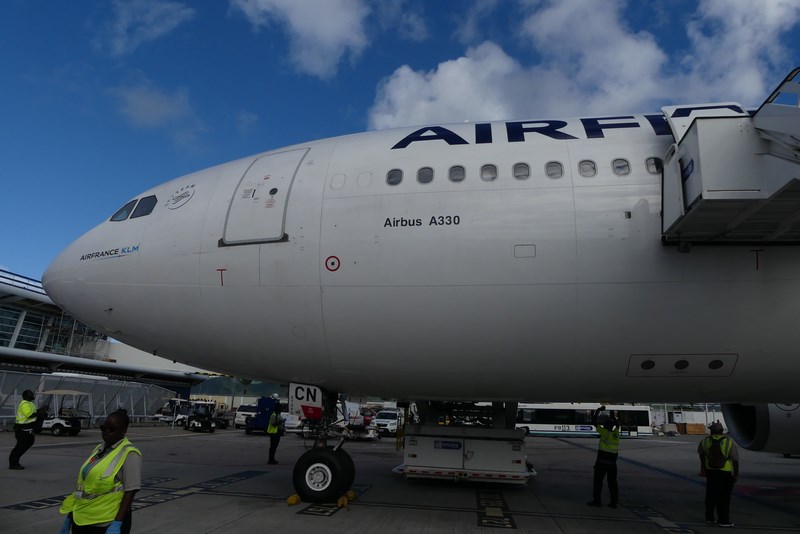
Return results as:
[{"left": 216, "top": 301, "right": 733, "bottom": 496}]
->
[{"left": 272, "top": 393, "right": 280, "bottom": 399}]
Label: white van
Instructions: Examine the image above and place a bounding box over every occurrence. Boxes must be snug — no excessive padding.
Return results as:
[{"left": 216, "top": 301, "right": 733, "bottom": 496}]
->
[
  {"left": 374, "top": 410, "right": 403, "bottom": 435},
  {"left": 234, "top": 405, "right": 257, "bottom": 428}
]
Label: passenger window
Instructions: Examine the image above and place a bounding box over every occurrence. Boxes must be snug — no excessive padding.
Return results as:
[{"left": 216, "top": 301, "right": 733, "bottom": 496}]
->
[
  {"left": 545, "top": 161, "right": 563, "bottom": 179},
  {"left": 612, "top": 158, "right": 631, "bottom": 176},
  {"left": 357, "top": 172, "right": 372, "bottom": 188},
  {"left": 481, "top": 164, "right": 497, "bottom": 182},
  {"left": 387, "top": 169, "right": 402, "bottom": 186},
  {"left": 449, "top": 165, "right": 465, "bottom": 182},
  {"left": 331, "top": 174, "right": 346, "bottom": 189},
  {"left": 131, "top": 195, "right": 158, "bottom": 218},
  {"left": 646, "top": 157, "right": 663, "bottom": 174},
  {"left": 513, "top": 163, "right": 530, "bottom": 180},
  {"left": 417, "top": 167, "right": 434, "bottom": 184},
  {"left": 579, "top": 160, "right": 597, "bottom": 177},
  {"left": 110, "top": 199, "right": 138, "bottom": 222}
]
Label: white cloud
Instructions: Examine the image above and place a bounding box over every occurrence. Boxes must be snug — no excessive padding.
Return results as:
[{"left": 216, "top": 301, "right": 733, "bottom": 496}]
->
[
  {"left": 98, "top": 0, "right": 195, "bottom": 56},
  {"left": 454, "top": 0, "right": 499, "bottom": 45},
  {"left": 376, "top": 1, "right": 429, "bottom": 43},
  {"left": 111, "top": 78, "right": 206, "bottom": 148},
  {"left": 679, "top": 0, "right": 800, "bottom": 104},
  {"left": 518, "top": 0, "right": 669, "bottom": 112},
  {"left": 113, "top": 82, "right": 192, "bottom": 128},
  {"left": 237, "top": 111, "right": 259, "bottom": 136},
  {"left": 230, "top": 0, "right": 370, "bottom": 80},
  {"left": 369, "top": 42, "right": 524, "bottom": 130},
  {"left": 368, "top": 0, "right": 800, "bottom": 129}
]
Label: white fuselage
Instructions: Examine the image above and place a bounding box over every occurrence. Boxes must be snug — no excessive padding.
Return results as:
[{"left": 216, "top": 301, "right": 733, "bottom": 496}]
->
[{"left": 43, "top": 115, "right": 800, "bottom": 403}]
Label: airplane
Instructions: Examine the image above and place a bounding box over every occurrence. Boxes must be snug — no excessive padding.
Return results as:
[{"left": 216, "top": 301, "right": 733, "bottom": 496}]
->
[{"left": 43, "top": 67, "right": 800, "bottom": 501}]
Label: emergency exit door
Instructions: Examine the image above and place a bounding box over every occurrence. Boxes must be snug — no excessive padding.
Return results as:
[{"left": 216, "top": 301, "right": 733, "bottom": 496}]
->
[{"left": 222, "top": 148, "right": 308, "bottom": 245}]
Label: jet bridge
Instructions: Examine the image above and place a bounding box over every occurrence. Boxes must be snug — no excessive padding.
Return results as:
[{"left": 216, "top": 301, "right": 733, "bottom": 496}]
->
[{"left": 662, "top": 68, "right": 800, "bottom": 245}]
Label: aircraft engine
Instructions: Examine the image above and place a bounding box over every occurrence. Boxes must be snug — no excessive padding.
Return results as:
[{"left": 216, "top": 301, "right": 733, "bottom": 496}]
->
[{"left": 722, "top": 403, "right": 800, "bottom": 454}]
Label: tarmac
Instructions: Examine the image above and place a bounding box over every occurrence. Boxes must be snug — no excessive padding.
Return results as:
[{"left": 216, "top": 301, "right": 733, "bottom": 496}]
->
[{"left": 1, "top": 425, "right": 799, "bottom": 533}]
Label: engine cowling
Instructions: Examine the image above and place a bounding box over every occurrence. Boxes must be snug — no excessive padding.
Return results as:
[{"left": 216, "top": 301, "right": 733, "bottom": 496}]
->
[{"left": 722, "top": 403, "right": 800, "bottom": 454}]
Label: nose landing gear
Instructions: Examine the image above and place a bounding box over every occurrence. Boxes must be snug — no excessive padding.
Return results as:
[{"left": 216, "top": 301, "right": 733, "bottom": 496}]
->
[
  {"left": 292, "top": 445, "right": 355, "bottom": 502},
  {"left": 291, "top": 393, "right": 356, "bottom": 503}
]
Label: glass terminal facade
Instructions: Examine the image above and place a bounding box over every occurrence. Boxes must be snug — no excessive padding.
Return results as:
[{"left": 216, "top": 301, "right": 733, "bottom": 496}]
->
[{"left": 0, "top": 269, "right": 109, "bottom": 359}]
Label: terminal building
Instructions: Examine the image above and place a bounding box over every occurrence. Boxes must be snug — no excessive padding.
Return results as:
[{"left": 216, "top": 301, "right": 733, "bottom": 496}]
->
[{"left": 0, "top": 268, "right": 209, "bottom": 426}]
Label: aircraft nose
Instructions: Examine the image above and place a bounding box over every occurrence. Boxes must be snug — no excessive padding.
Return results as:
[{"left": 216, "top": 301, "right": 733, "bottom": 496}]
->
[
  {"left": 42, "top": 243, "right": 73, "bottom": 309},
  {"left": 41, "top": 225, "right": 120, "bottom": 330},
  {"left": 42, "top": 223, "right": 108, "bottom": 312}
]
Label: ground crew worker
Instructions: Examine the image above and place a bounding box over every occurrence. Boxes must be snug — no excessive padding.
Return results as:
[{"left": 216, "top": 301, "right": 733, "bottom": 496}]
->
[
  {"left": 267, "top": 394, "right": 284, "bottom": 465},
  {"left": 587, "top": 405, "right": 620, "bottom": 508},
  {"left": 60, "top": 409, "right": 142, "bottom": 534},
  {"left": 9, "top": 389, "right": 38, "bottom": 470},
  {"left": 698, "top": 421, "right": 739, "bottom": 527}
]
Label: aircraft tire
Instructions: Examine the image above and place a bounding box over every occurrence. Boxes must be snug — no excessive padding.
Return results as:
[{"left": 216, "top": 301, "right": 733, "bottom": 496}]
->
[
  {"left": 292, "top": 448, "right": 347, "bottom": 503},
  {"left": 333, "top": 447, "right": 355, "bottom": 493}
]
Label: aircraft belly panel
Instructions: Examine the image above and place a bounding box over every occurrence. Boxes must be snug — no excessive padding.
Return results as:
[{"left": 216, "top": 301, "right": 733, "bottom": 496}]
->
[
  {"left": 321, "top": 284, "right": 576, "bottom": 375},
  {"left": 178, "top": 285, "right": 329, "bottom": 378}
]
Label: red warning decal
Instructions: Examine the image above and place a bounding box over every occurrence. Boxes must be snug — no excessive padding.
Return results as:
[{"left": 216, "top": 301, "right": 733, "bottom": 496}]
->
[
  {"left": 325, "top": 256, "right": 340, "bottom": 272},
  {"left": 302, "top": 405, "right": 323, "bottom": 419}
]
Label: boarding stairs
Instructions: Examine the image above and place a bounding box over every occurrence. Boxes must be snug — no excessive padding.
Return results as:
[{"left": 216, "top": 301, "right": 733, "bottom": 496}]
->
[{"left": 661, "top": 67, "right": 800, "bottom": 245}]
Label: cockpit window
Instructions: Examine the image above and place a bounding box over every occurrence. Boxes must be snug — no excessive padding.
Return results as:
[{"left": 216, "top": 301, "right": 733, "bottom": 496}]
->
[
  {"left": 131, "top": 195, "right": 158, "bottom": 219},
  {"left": 110, "top": 200, "right": 138, "bottom": 222}
]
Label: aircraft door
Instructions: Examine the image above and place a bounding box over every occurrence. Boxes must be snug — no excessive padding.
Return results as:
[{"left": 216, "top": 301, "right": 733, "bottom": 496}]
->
[{"left": 222, "top": 148, "right": 308, "bottom": 245}]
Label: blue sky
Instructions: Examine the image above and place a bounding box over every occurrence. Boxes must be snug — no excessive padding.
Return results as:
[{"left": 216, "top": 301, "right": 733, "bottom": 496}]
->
[{"left": 2, "top": 0, "right": 800, "bottom": 279}]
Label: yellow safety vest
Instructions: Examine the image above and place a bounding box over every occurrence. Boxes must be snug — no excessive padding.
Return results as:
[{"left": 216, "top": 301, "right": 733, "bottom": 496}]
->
[
  {"left": 60, "top": 438, "right": 141, "bottom": 526},
  {"left": 16, "top": 400, "right": 37, "bottom": 426},
  {"left": 267, "top": 413, "right": 279, "bottom": 434},
  {"left": 701, "top": 435, "right": 734, "bottom": 472},
  {"left": 597, "top": 427, "right": 620, "bottom": 454}
]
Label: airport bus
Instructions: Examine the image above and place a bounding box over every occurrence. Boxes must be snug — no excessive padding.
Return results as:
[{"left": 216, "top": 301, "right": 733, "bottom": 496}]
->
[{"left": 516, "top": 403, "right": 652, "bottom": 437}]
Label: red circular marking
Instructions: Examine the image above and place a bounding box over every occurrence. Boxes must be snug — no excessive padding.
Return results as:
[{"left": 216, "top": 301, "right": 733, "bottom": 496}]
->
[{"left": 325, "top": 256, "right": 340, "bottom": 272}]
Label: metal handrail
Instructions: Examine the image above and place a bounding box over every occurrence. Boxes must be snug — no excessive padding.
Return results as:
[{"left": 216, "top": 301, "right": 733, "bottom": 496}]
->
[{"left": 0, "top": 269, "right": 46, "bottom": 295}]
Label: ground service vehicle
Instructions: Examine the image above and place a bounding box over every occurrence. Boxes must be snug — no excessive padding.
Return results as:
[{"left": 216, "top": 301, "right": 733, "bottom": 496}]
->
[
  {"left": 234, "top": 405, "right": 257, "bottom": 429},
  {"left": 39, "top": 414, "right": 82, "bottom": 436},
  {"left": 35, "top": 390, "right": 90, "bottom": 436},
  {"left": 343, "top": 403, "right": 378, "bottom": 440},
  {"left": 244, "top": 396, "right": 281, "bottom": 434},
  {"left": 161, "top": 398, "right": 218, "bottom": 431},
  {"left": 185, "top": 400, "right": 217, "bottom": 433},
  {"left": 374, "top": 410, "right": 403, "bottom": 435},
  {"left": 515, "top": 403, "right": 652, "bottom": 437}
]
